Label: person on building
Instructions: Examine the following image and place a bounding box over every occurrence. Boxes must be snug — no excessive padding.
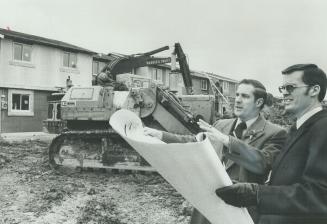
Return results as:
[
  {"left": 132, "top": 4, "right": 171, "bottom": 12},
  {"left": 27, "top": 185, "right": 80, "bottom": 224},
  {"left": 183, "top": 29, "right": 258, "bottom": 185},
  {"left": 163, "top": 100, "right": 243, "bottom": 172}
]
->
[
  {"left": 144, "top": 79, "right": 286, "bottom": 223},
  {"left": 214, "top": 64, "right": 327, "bottom": 224}
]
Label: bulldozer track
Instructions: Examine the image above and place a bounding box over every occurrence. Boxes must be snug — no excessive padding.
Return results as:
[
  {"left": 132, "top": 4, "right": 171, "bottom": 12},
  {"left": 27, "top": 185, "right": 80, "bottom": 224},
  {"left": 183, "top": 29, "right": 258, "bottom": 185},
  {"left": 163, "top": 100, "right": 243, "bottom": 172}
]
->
[
  {"left": 49, "top": 129, "right": 156, "bottom": 173},
  {"left": 77, "top": 167, "right": 157, "bottom": 175}
]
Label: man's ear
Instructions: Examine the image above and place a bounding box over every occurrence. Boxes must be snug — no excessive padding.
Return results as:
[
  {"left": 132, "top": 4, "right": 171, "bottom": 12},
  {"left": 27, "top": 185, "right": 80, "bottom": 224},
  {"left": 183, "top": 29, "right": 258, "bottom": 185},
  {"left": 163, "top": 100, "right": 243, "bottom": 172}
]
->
[
  {"left": 256, "top": 98, "right": 264, "bottom": 108},
  {"left": 309, "top": 85, "right": 320, "bottom": 97}
]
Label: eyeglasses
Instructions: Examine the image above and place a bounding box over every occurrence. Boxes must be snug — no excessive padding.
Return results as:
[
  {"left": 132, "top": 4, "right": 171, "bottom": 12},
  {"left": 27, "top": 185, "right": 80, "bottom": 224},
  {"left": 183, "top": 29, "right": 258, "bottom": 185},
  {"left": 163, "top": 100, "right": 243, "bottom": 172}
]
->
[{"left": 278, "top": 84, "right": 309, "bottom": 93}]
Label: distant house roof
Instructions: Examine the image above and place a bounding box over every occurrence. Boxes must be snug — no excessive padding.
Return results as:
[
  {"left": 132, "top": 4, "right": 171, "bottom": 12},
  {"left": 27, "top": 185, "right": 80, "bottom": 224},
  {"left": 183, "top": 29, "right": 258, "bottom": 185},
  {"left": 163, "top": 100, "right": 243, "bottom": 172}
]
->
[
  {"left": 146, "top": 64, "right": 239, "bottom": 83},
  {"left": 93, "top": 52, "right": 136, "bottom": 63},
  {"left": 207, "top": 72, "right": 239, "bottom": 83},
  {"left": 93, "top": 53, "right": 118, "bottom": 61},
  {"left": 0, "top": 28, "right": 95, "bottom": 54},
  {"left": 94, "top": 50, "right": 240, "bottom": 83},
  {"left": 190, "top": 70, "right": 239, "bottom": 83}
]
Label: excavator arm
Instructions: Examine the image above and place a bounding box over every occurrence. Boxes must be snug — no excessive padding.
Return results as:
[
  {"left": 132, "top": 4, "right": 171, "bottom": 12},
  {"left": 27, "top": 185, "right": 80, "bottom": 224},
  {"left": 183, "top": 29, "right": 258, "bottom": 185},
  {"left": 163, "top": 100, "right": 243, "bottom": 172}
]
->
[
  {"left": 103, "top": 46, "right": 170, "bottom": 76},
  {"left": 172, "top": 43, "right": 193, "bottom": 95},
  {"left": 95, "top": 43, "right": 194, "bottom": 96},
  {"left": 103, "top": 43, "right": 198, "bottom": 133},
  {"left": 95, "top": 46, "right": 171, "bottom": 85}
]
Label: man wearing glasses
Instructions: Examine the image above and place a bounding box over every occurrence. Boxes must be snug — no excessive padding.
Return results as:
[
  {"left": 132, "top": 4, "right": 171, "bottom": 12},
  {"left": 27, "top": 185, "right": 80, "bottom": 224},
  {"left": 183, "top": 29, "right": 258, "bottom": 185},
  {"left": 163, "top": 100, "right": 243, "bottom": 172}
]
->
[
  {"left": 213, "top": 64, "right": 327, "bottom": 224},
  {"left": 144, "top": 79, "right": 286, "bottom": 223}
]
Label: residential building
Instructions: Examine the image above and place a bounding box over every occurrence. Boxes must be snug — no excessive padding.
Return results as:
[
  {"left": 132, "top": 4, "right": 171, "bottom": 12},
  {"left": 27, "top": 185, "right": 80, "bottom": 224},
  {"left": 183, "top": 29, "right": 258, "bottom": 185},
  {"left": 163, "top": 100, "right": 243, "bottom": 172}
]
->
[
  {"left": 135, "top": 64, "right": 171, "bottom": 87},
  {"left": 134, "top": 64, "right": 238, "bottom": 116},
  {"left": 0, "top": 28, "right": 239, "bottom": 132},
  {"left": 0, "top": 28, "right": 95, "bottom": 133},
  {"left": 190, "top": 71, "right": 238, "bottom": 116},
  {"left": 92, "top": 51, "right": 239, "bottom": 116}
]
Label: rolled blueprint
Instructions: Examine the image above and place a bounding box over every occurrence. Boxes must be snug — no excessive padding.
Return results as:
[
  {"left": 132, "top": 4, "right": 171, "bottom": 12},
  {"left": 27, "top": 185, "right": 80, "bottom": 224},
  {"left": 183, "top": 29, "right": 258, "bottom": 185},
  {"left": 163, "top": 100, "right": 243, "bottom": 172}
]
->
[{"left": 110, "top": 109, "right": 253, "bottom": 224}]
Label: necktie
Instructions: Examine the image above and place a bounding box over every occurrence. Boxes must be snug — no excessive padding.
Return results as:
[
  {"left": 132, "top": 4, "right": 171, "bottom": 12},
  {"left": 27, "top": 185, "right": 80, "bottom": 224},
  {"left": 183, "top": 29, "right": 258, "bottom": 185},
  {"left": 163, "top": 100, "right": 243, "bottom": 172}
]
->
[
  {"left": 222, "top": 121, "right": 247, "bottom": 167},
  {"left": 289, "top": 123, "right": 297, "bottom": 134},
  {"left": 234, "top": 121, "right": 247, "bottom": 139},
  {"left": 286, "top": 123, "right": 297, "bottom": 143}
]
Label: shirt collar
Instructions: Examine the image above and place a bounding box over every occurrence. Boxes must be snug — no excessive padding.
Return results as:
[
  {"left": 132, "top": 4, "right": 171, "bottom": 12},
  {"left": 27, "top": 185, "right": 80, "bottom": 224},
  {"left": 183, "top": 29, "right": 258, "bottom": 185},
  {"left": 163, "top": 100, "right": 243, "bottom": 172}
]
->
[
  {"left": 236, "top": 115, "right": 259, "bottom": 129},
  {"left": 296, "top": 106, "right": 322, "bottom": 129}
]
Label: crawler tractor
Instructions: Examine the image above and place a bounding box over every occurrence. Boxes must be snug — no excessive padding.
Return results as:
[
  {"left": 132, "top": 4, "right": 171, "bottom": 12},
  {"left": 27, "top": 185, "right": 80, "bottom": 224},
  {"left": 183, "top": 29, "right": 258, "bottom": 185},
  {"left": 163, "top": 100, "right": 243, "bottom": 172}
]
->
[{"left": 48, "top": 43, "right": 217, "bottom": 171}]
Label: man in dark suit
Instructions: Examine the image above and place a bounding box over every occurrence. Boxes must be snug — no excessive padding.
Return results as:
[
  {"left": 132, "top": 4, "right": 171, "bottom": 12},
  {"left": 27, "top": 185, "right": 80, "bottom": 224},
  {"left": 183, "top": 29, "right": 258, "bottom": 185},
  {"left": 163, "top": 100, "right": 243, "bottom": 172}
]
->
[
  {"left": 215, "top": 64, "right": 327, "bottom": 224},
  {"left": 144, "top": 79, "right": 286, "bottom": 223}
]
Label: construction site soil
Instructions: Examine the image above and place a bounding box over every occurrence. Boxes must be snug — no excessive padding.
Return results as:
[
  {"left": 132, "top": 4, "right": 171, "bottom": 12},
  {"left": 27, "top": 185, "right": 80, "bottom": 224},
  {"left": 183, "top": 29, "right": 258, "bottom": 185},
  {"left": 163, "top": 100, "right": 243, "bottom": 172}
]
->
[{"left": 0, "top": 139, "right": 192, "bottom": 224}]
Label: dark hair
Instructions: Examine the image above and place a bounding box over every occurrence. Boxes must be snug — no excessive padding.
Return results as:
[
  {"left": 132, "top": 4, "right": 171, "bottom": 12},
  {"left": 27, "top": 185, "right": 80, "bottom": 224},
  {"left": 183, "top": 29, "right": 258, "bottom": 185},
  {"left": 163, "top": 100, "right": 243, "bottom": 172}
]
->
[
  {"left": 239, "top": 79, "right": 267, "bottom": 109},
  {"left": 282, "top": 64, "right": 327, "bottom": 102}
]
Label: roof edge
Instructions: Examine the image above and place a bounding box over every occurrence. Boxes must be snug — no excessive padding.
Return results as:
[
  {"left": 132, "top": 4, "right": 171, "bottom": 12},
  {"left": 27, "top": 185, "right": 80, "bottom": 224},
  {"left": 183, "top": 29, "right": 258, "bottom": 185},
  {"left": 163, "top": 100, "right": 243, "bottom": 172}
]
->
[
  {"left": 0, "top": 83, "right": 58, "bottom": 91},
  {"left": 0, "top": 28, "right": 96, "bottom": 54}
]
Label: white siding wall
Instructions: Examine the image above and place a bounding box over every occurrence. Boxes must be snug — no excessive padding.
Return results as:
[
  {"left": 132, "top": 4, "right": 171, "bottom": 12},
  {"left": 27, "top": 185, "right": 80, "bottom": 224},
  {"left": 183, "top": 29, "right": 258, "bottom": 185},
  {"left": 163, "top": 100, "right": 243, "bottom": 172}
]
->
[{"left": 0, "top": 38, "right": 92, "bottom": 90}]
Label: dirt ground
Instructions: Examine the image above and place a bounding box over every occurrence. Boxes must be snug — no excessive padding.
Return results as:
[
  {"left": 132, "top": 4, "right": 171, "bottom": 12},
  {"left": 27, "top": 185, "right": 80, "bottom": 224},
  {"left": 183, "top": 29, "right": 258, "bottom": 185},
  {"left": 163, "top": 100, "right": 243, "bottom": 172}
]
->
[{"left": 0, "top": 139, "right": 192, "bottom": 224}]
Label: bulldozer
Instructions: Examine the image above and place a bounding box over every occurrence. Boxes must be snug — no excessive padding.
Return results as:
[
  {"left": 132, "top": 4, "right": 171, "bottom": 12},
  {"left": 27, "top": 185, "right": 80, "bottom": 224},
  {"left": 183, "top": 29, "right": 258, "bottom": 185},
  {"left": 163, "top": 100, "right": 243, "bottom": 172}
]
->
[{"left": 48, "top": 43, "right": 218, "bottom": 171}]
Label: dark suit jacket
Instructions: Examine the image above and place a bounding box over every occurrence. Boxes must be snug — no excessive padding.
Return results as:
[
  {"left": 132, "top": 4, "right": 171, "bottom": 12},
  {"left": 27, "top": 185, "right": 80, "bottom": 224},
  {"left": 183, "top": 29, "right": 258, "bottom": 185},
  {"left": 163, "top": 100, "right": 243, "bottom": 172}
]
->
[
  {"left": 214, "top": 115, "right": 286, "bottom": 184},
  {"left": 162, "top": 114, "right": 286, "bottom": 224},
  {"left": 258, "top": 110, "right": 327, "bottom": 224},
  {"left": 162, "top": 114, "right": 286, "bottom": 183}
]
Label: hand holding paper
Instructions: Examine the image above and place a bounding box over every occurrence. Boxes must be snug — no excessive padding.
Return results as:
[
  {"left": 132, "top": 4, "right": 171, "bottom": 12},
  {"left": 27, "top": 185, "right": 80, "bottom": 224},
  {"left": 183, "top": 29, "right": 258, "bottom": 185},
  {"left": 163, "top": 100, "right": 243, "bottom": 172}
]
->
[
  {"left": 216, "top": 183, "right": 259, "bottom": 207},
  {"left": 109, "top": 109, "right": 253, "bottom": 224},
  {"left": 197, "top": 119, "right": 230, "bottom": 146},
  {"left": 143, "top": 127, "right": 163, "bottom": 140}
]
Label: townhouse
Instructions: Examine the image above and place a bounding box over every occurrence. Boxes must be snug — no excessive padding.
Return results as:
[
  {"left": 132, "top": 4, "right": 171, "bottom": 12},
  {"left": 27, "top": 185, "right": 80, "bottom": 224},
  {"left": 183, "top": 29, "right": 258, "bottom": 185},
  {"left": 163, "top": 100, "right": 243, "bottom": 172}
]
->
[
  {"left": 0, "top": 28, "right": 95, "bottom": 132},
  {"left": 0, "top": 28, "right": 238, "bottom": 133}
]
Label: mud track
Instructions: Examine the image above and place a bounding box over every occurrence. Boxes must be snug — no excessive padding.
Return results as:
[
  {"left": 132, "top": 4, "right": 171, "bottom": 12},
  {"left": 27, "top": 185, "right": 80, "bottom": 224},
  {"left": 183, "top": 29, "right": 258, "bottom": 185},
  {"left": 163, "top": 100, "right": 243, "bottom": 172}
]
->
[{"left": 0, "top": 140, "right": 192, "bottom": 224}]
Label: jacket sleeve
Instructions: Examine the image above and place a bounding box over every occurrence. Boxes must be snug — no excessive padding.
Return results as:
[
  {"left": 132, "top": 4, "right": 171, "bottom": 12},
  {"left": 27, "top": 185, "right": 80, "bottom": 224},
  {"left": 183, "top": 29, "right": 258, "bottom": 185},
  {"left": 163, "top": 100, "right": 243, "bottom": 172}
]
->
[
  {"left": 258, "top": 120, "right": 327, "bottom": 215},
  {"left": 161, "top": 131, "right": 197, "bottom": 143},
  {"left": 226, "top": 128, "right": 287, "bottom": 174}
]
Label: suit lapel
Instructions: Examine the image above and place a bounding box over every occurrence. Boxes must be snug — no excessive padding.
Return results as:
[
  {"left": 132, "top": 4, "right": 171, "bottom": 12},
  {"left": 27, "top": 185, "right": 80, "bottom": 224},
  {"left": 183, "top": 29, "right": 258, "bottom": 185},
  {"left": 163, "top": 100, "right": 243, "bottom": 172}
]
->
[
  {"left": 219, "top": 119, "right": 237, "bottom": 169},
  {"left": 225, "top": 115, "right": 266, "bottom": 170},
  {"left": 271, "top": 110, "right": 327, "bottom": 176},
  {"left": 271, "top": 125, "right": 308, "bottom": 176},
  {"left": 243, "top": 115, "right": 266, "bottom": 144},
  {"left": 221, "top": 119, "right": 237, "bottom": 135}
]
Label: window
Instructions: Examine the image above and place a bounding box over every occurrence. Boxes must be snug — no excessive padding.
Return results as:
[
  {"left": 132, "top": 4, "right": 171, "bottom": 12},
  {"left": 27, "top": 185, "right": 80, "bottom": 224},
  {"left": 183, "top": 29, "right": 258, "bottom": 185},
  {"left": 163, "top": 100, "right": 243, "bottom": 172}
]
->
[
  {"left": 13, "top": 43, "right": 32, "bottom": 62},
  {"left": 8, "top": 89, "right": 34, "bottom": 116},
  {"left": 230, "top": 83, "right": 237, "bottom": 95},
  {"left": 92, "top": 61, "right": 106, "bottom": 75},
  {"left": 63, "top": 52, "right": 77, "bottom": 68},
  {"left": 56, "top": 104, "right": 61, "bottom": 119},
  {"left": 223, "top": 81, "right": 229, "bottom": 91},
  {"left": 48, "top": 103, "right": 61, "bottom": 120},
  {"left": 92, "top": 60, "right": 106, "bottom": 75},
  {"left": 12, "top": 94, "right": 30, "bottom": 110},
  {"left": 93, "top": 61, "right": 100, "bottom": 74},
  {"left": 215, "top": 81, "right": 223, "bottom": 94},
  {"left": 152, "top": 68, "right": 163, "bottom": 82},
  {"left": 201, "top": 79, "right": 208, "bottom": 90},
  {"left": 47, "top": 104, "right": 54, "bottom": 119}
]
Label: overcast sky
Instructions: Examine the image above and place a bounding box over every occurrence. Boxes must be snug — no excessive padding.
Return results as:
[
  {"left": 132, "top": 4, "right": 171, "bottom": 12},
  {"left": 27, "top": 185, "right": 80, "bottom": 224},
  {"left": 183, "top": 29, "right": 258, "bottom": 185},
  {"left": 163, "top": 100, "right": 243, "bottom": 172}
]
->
[{"left": 1, "top": 0, "right": 327, "bottom": 97}]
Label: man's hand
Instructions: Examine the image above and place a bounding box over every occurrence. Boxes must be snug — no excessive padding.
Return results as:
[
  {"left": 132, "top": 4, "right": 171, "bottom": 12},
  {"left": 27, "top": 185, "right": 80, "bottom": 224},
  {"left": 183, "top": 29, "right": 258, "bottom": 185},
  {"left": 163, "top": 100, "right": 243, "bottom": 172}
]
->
[
  {"left": 215, "top": 183, "right": 258, "bottom": 207},
  {"left": 143, "top": 127, "right": 163, "bottom": 140},
  {"left": 197, "top": 119, "right": 229, "bottom": 145}
]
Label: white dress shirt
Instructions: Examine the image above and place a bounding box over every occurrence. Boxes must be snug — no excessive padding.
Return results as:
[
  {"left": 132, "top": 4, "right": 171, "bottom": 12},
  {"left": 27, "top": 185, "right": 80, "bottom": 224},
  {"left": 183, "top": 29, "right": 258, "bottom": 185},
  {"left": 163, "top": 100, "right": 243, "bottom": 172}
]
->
[
  {"left": 296, "top": 106, "right": 322, "bottom": 129},
  {"left": 234, "top": 115, "right": 259, "bottom": 137}
]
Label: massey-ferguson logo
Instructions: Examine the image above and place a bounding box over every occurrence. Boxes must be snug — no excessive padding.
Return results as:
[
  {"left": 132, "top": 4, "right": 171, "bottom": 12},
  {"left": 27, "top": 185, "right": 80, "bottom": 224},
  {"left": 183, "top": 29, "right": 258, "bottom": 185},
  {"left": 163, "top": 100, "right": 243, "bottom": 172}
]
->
[
  {"left": 61, "top": 101, "right": 76, "bottom": 107},
  {"left": 146, "top": 57, "right": 171, "bottom": 65}
]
